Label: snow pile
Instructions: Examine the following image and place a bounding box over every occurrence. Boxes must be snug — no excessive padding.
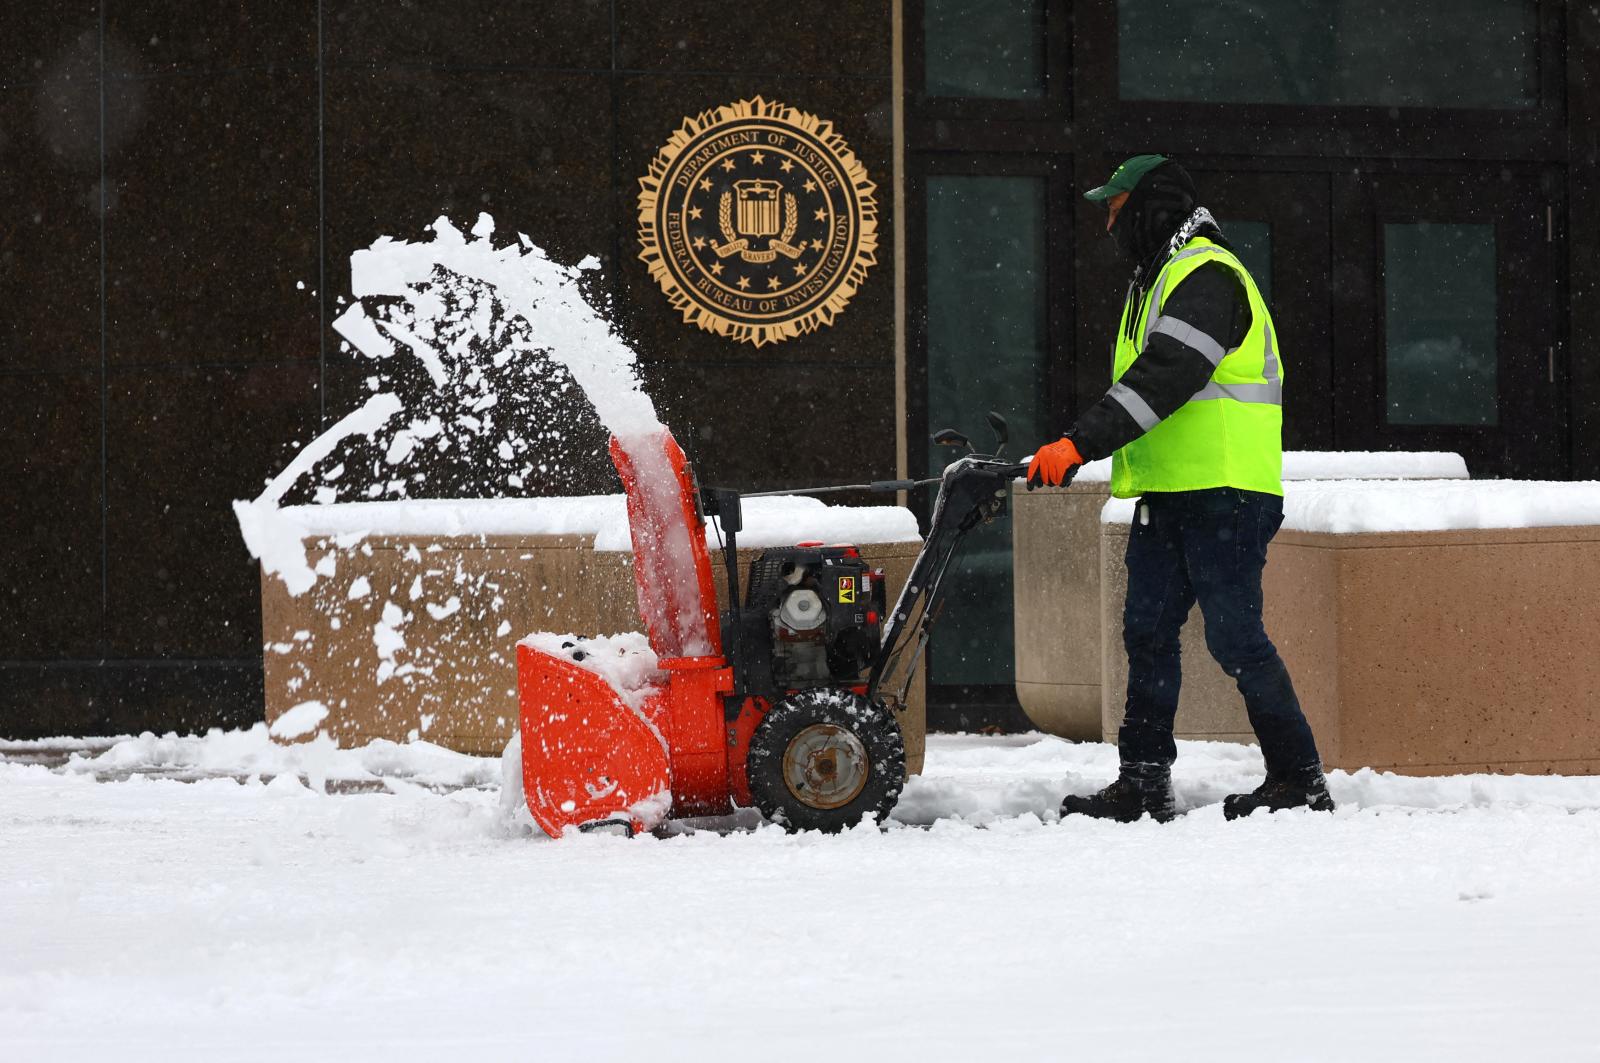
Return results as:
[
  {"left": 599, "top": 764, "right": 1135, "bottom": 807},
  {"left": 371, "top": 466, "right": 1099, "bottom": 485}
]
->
[
  {"left": 59, "top": 724, "right": 501, "bottom": 791},
  {"left": 0, "top": 736, "right": 103, "bottom": 753},
  {"left": 272, "top": 492, "right": 920, "bottom": 550},
  {"left": 892, "top": 734, "right": 1600, "bottom": 824},
  {"left": 1071, "top": 449, "right": 1468, "bottom": 484},
  {"left": 518, "top": 631, "right": 661, "bottom": 709},
  {"left": 4, "top": 732, "right": 1599, "bottom": 1059},
  {"left": 1103, "top": 478, "right": 1600, "bottom": 533},
  {"left": 27, "top": 729, "right": 1600, "bottom": 821},
  {"left": 497, "top": 730, "right": 534, "bottom": 833}
]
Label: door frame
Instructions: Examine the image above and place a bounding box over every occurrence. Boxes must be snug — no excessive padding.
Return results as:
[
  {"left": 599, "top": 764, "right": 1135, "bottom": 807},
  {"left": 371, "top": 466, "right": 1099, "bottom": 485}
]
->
[{"left": 906, "top": 150, "right": 1076, "bottom": 731}]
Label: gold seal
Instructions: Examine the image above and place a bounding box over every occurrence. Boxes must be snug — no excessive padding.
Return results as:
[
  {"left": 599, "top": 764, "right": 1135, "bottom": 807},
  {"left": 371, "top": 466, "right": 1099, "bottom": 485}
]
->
[{"left": 637, "top": 97, "right": 879, "bottom": 347}]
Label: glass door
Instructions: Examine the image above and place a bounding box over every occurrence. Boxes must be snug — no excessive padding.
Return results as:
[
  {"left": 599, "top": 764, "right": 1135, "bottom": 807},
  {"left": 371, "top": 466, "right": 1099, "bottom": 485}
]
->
[
  {"left": 910, "top": 155, "right": 1071, "bottom": 731},
  {"left": 1333, "top": 171, "right": 1561, "bottom": 477}
]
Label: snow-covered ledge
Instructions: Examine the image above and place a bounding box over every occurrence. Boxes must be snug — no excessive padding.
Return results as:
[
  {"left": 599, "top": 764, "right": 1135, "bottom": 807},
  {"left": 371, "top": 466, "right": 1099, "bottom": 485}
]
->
[
  {"left": 274, "top": 493, "right": 921, "bottom": 551},
  {"left": 1075, "top": 449, "right": 1470, "bottom": 485},
  {"left": 1095, "top": 478, "right": 1600, "bottom": 776},
  {"left": 256, "top": 495, "right": 929, "bottom": 772},
  {"left": 1100, "top": 478, "right": 1600, "bottom": 532}
]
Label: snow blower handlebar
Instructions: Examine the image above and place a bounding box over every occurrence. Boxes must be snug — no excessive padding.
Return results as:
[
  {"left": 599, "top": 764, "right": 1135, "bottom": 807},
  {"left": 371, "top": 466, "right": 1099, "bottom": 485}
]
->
[
  {"left": 742, "top": 477, "right": 939, "bottom": 498},
  {"left": 742, "top": 412, "right": 1014, "bottom": 500},
  {"left": 865, "top": 455, "right": 1026, "bottom": 708}
]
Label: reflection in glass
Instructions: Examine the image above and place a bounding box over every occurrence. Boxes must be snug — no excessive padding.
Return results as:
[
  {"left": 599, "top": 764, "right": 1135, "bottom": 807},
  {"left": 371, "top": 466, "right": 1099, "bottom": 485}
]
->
[
  {"left": 925, "top": 0, "right": 1046, "bottom": 100},
  {"left": 1119, "top": 0, "right": 1537, "bottom": 110},
  {"left": 1384, "top": 223, "right": 1498, "bottom": 426},
  {"left": 1216, "top": 220, "right": 1272, "bottom": 306},
  {"left": 925, "top": 176, "right": 1047, "bottom": 685}
]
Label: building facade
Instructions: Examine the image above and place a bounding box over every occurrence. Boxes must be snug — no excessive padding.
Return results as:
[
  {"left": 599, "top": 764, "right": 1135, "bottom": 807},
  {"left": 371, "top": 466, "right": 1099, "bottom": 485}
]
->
[{"left": 4, "top": 1, "right": 1597, "bottom": 737}]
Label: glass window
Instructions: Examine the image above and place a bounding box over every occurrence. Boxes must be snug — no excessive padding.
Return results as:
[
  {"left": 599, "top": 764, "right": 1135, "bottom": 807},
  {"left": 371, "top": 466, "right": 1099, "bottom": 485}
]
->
[
  {"left": 925, "top": 175, "right": 1047, "bottom": 685},
  {"left": 1384, "top": 222, "right": 1499, "bottom": 426},
  {"left": 924, "top": 0, "right": 1046, "bottom": 100},
  {"left": 1217, "top": 220, "right": 1272, "bottom": 305},
  {"left": 1118, "top": 0, "right": 1538, "bottom": 110}
]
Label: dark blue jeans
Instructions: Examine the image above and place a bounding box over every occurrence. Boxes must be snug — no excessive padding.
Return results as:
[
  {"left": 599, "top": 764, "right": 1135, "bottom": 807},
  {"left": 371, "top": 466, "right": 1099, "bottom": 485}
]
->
[{"left": 1119, "top": 487, "right": 1322, "bottom": 778}]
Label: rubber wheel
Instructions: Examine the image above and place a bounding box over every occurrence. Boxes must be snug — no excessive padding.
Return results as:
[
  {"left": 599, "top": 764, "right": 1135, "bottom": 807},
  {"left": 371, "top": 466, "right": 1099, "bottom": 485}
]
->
[{"left": 745, "top": 689, "right": 906, "bottom": 833}]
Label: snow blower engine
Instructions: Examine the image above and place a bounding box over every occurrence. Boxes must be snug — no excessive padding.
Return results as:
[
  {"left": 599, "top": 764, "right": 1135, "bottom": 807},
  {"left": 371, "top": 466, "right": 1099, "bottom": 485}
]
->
[{"left": 516, "top": 414, "right": 1024, "bottom": 835}]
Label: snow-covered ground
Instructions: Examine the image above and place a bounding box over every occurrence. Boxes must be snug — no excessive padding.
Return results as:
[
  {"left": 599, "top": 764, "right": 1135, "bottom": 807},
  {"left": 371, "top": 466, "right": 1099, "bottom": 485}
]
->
[{"left": 3, "top": 731, "right": 1597, "bottom": 1062}]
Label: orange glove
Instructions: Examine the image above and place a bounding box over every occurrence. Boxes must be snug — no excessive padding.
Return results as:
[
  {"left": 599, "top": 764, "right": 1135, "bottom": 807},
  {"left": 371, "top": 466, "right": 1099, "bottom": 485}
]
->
[{"left": 1026, "top": 437, "right": 1084, "bottom": 491}]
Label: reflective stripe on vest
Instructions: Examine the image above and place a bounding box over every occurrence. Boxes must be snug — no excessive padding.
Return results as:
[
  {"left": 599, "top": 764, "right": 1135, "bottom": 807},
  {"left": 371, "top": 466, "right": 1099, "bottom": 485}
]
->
[
  {"left": 1109, "top": 237, "right": 1284, "bottom": 499},
  {"left": 1148, "top": 315, "right": 1228, "bottom": 365},
  {"left": 1109, "top": 381, "right": 1161, "bottom": 431}
]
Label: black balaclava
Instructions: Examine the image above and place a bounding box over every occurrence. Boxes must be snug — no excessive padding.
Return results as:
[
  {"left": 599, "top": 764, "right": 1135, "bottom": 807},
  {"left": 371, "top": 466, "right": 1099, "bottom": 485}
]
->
[
  {"left": 1109, "top": 159, "right": 1197, "bottom": 267},
  {"left": 1109, "top": 159, "right": 1212, "bottom": 339}
]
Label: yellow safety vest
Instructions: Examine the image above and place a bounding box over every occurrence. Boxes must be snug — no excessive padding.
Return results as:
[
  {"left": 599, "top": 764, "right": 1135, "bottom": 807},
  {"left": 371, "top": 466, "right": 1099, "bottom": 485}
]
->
[{"left": 1110, "top": 237, "right": 1284, "bottom": 499}]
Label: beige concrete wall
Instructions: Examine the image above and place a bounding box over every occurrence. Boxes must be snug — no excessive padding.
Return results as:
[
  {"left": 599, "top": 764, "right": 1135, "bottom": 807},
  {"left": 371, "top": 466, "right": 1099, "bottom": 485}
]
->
[
  {"left": 1010, "top": 480, "right": 1112, "bottom": 740},
  {"left": 1273, "top": 527, "right": 1600, "bottom": 776},
  {"left": 261, "top": 535, "right": 927, "bottom": 773}
]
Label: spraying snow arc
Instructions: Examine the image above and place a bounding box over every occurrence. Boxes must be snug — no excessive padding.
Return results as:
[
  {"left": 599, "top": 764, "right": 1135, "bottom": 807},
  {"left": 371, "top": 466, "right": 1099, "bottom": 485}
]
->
[{"left": 233, "top": 213, "right": 712, "bottom": 657}]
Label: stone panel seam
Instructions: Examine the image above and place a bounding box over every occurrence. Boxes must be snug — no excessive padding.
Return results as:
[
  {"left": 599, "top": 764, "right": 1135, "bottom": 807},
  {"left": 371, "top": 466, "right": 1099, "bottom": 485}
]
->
[
  {"left": 609, "top": 0, "right": 623, "bottom": 346},
  {"left": 317, "top": 0, "right": 327, "bottom": 427},
  {"left": 892, "top": 0, "right": 907, "bottom": 484},
  {"left": 98, "top": 0, "right": 109, "bottom": 659}
]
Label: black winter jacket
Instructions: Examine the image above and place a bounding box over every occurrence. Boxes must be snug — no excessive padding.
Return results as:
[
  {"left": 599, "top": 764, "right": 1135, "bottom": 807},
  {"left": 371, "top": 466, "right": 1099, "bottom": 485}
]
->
[{"left": 1068, "top": 256, "right": 1253, "bottom": 463}]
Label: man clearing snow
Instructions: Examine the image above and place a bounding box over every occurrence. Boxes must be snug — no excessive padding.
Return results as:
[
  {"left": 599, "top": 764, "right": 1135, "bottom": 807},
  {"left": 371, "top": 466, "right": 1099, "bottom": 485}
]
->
[{"left": 1027, "top": 155, "right": 1333, "bottom": 823}]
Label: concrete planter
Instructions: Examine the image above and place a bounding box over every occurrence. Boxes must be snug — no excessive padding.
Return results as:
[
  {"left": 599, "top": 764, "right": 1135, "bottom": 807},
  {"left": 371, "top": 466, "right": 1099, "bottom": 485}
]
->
[
  {"left": 260, "top": 534, "right": 928, "bottom": 773},
  {"left": 1011, "top": 479, "right": 1113, "bottom": 740},
  {"left": 1267, "top": 526, "right": 1600, "bottom": 775}
]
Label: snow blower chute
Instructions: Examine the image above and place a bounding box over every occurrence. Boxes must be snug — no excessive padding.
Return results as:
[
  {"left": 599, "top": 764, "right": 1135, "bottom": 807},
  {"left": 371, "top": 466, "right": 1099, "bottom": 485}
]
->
[{"left": 517, "top": 416, "right": 1024, "bottom": 835}]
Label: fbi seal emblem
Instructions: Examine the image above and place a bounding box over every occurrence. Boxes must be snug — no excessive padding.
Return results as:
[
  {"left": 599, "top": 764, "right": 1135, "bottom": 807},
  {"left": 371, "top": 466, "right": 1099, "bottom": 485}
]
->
[{"left": 638, "top": 97, "right": 879, "bottom": 347}]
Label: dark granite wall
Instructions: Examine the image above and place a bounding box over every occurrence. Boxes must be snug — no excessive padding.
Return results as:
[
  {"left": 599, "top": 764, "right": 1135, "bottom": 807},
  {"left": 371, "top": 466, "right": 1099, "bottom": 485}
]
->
[{"left": 1, "top": 1, "right": 896, "bottom": 738}]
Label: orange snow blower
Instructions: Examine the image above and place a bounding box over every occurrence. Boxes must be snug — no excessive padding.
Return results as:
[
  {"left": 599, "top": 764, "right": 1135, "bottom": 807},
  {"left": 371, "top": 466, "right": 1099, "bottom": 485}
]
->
[{"left": 517, "top": 416, "right": 1024, "bottom": 835}]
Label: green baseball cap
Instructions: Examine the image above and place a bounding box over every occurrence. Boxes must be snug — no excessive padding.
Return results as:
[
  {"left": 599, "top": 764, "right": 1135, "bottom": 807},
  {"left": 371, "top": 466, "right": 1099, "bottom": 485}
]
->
[{"left": 1084, "top": 154, "right": 1169, "bottom": 201}]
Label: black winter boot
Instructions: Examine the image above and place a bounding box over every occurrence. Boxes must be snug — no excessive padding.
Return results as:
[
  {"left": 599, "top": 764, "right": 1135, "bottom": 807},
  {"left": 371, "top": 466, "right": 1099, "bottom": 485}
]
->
[
  {"left": 1223, "top": 770, "right": 1335, "bottom": 820},
  {"left": 1060, "top": 763, "right": 1175, "bottom": 823}
]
